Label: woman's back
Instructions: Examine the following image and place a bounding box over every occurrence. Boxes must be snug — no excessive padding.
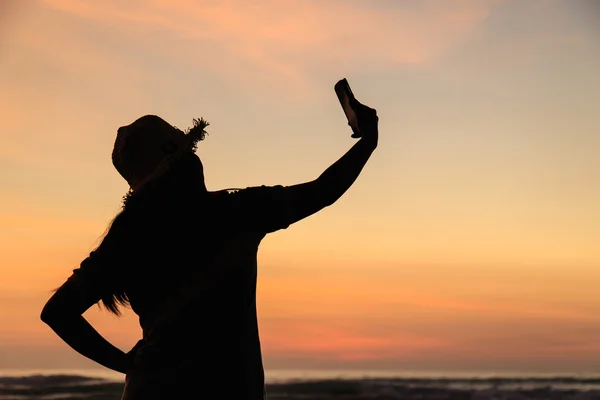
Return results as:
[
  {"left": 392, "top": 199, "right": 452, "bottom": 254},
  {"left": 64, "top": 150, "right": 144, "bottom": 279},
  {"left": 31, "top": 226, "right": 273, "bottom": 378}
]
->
[{"left": 111, "top": 155, "right": 268, "bottom": 398}]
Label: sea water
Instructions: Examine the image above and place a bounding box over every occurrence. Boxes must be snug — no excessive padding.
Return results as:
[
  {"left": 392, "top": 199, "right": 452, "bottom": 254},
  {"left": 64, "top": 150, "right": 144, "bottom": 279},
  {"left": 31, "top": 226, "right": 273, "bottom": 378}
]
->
[{"left": 2, "top": 369, "right": 600, "bottom": 399}]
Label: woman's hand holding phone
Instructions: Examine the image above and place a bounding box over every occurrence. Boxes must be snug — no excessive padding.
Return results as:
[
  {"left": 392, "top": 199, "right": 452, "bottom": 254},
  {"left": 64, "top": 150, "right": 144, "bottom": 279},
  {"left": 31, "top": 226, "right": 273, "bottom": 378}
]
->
[
  {"left": 335, "top": 78, "right": 378, "bottom": 149},
  {"left": 353, "top": 99, "right": 378, "bottom": 149}
]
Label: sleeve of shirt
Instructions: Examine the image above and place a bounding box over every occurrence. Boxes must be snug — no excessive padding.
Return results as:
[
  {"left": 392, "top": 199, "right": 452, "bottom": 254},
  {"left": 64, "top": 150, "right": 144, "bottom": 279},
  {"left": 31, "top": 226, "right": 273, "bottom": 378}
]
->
[
  {"left": 69, "top": 250, "right": 119, "bottom": 301},
  {"left": 69, "top": 213, "right": 133, "bottom": 301},
  {"left": 229, "top": 185, "right": 292, "bottom": 234}
]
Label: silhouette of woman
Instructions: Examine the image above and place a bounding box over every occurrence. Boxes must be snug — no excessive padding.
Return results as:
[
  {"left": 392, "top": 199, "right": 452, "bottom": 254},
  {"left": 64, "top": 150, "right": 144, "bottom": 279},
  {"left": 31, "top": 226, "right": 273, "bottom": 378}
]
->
[{"left": 41, "top": 99, "right": 379, "bottom": 399}]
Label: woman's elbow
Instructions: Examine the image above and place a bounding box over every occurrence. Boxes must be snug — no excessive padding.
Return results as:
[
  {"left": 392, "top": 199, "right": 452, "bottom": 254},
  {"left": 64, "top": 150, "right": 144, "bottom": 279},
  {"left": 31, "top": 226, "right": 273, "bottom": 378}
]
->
[
  {"left": 40, "top": 300, "right": 59, "bottom": 325},
  {"left": 40, "top": 293, "right": 72, "bottom": 326},
  {"left": 41, "top": 277, "right": 90, "bottom": 324}
]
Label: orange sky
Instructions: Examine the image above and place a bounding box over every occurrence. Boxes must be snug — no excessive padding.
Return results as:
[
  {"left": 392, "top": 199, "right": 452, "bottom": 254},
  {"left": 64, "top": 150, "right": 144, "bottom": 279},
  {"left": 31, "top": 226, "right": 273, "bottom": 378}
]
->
[{"left": 1, "top": 0, "right": 599, "bottom": 374}]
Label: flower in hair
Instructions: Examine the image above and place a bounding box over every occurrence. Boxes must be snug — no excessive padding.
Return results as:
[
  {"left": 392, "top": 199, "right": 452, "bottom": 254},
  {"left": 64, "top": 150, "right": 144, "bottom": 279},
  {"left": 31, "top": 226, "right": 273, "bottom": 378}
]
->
[{"left": 186, "top": 117, "right": 210, "bottom": 153}]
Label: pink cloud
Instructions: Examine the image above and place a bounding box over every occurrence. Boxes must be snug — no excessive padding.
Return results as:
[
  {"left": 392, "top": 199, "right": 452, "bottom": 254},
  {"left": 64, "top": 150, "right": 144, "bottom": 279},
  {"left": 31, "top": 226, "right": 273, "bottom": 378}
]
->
[
  {"left": 259, "top": 317, "right": 447, "bottom": 361},
  {"left": 259, "top": 273, "right": 600, "bottom": 324},
  {"left": 37, "top": 0, "right": 503, "bottom": 94}
]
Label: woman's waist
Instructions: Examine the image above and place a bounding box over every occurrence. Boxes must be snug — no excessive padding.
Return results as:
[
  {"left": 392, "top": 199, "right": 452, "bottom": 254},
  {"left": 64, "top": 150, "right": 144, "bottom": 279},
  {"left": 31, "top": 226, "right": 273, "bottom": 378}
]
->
[
  {"left": 137, "top": 327, "right": 247, "bottom": 358},
  {"left": 131, "top": 338, "right": 252, "bottom": 383}
]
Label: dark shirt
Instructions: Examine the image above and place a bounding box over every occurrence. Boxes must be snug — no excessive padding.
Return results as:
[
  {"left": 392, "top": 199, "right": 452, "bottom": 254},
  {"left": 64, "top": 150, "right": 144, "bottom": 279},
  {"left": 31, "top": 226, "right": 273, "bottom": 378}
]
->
[{"left": 72, "top": 154, "right": 290, "bottom": 399}]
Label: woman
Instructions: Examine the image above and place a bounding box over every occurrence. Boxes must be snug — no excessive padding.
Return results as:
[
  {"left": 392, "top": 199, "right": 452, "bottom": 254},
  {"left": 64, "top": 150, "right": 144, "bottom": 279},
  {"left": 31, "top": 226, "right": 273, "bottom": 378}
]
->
[{"left": 41, "top": 99, "right": 379, "bottom": 399}]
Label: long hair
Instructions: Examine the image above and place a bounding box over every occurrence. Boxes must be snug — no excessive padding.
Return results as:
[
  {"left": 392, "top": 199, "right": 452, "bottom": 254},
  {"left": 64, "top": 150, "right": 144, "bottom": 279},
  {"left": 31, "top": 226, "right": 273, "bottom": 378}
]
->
[
  {"left": 97, "top": 118, "right": 209, "bottom": 316},
  {"left": 95, "top": 210, "right": 130, "bottom": 315}
]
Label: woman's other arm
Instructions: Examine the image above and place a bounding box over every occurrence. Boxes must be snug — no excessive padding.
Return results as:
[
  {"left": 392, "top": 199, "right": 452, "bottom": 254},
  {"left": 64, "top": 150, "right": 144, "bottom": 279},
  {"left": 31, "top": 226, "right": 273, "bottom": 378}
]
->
[{"left": 41, "top": 275, "right": 132, "bottom": 373}]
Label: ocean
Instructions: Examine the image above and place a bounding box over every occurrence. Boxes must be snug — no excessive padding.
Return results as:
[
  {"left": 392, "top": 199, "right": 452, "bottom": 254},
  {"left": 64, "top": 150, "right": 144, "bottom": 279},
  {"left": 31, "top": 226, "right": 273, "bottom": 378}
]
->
[{"left": 2, "top": 369, "right": 600, "bottom": 399}]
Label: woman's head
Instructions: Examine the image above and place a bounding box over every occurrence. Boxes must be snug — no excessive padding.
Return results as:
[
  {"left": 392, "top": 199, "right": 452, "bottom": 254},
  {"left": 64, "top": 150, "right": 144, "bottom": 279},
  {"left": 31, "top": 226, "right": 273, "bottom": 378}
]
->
[{"left": 112, "top": 115, "right": 209, "bottom": 191}]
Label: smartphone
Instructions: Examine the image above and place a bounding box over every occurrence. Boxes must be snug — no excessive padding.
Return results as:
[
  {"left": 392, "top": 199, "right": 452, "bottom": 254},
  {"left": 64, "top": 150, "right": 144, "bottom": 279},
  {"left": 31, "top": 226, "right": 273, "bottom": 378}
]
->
[{"left": 334, "top": 78, "right": 361, "bottom": 138}]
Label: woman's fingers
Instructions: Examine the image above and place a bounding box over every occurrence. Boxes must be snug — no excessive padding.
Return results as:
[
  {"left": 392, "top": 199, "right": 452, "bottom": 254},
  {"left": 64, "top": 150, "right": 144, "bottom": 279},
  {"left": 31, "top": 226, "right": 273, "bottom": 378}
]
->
[{"left": 352, "top": 99, "right": 377, "bottom": 117}]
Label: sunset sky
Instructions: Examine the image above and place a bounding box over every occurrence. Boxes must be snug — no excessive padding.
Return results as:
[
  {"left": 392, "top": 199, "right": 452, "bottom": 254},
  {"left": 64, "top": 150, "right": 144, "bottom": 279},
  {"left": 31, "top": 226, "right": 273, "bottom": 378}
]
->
[{"left": 1, "top": 0, "right": 599, "bottom": 375}]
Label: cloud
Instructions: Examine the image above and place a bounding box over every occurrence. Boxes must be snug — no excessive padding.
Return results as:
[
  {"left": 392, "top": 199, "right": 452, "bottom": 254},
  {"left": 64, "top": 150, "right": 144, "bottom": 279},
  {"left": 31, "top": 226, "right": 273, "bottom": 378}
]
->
[
  {"left": 0, "top": 1, "right": 24, "bottom": 43},
  {"left": 258, "top": 272, "right": 600, "bottom": 323},
  {"left": 253, "top": 267, "right": 600, "bottom": 364},
  {"left": 37, "top": 0, "right": 502, "bottom": 91},
  {"left": 259, "top": 316, "right": 446, "bottom": 361},
  {"left": 0, "top": 8, "right": 152, "bottom": 170}
]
